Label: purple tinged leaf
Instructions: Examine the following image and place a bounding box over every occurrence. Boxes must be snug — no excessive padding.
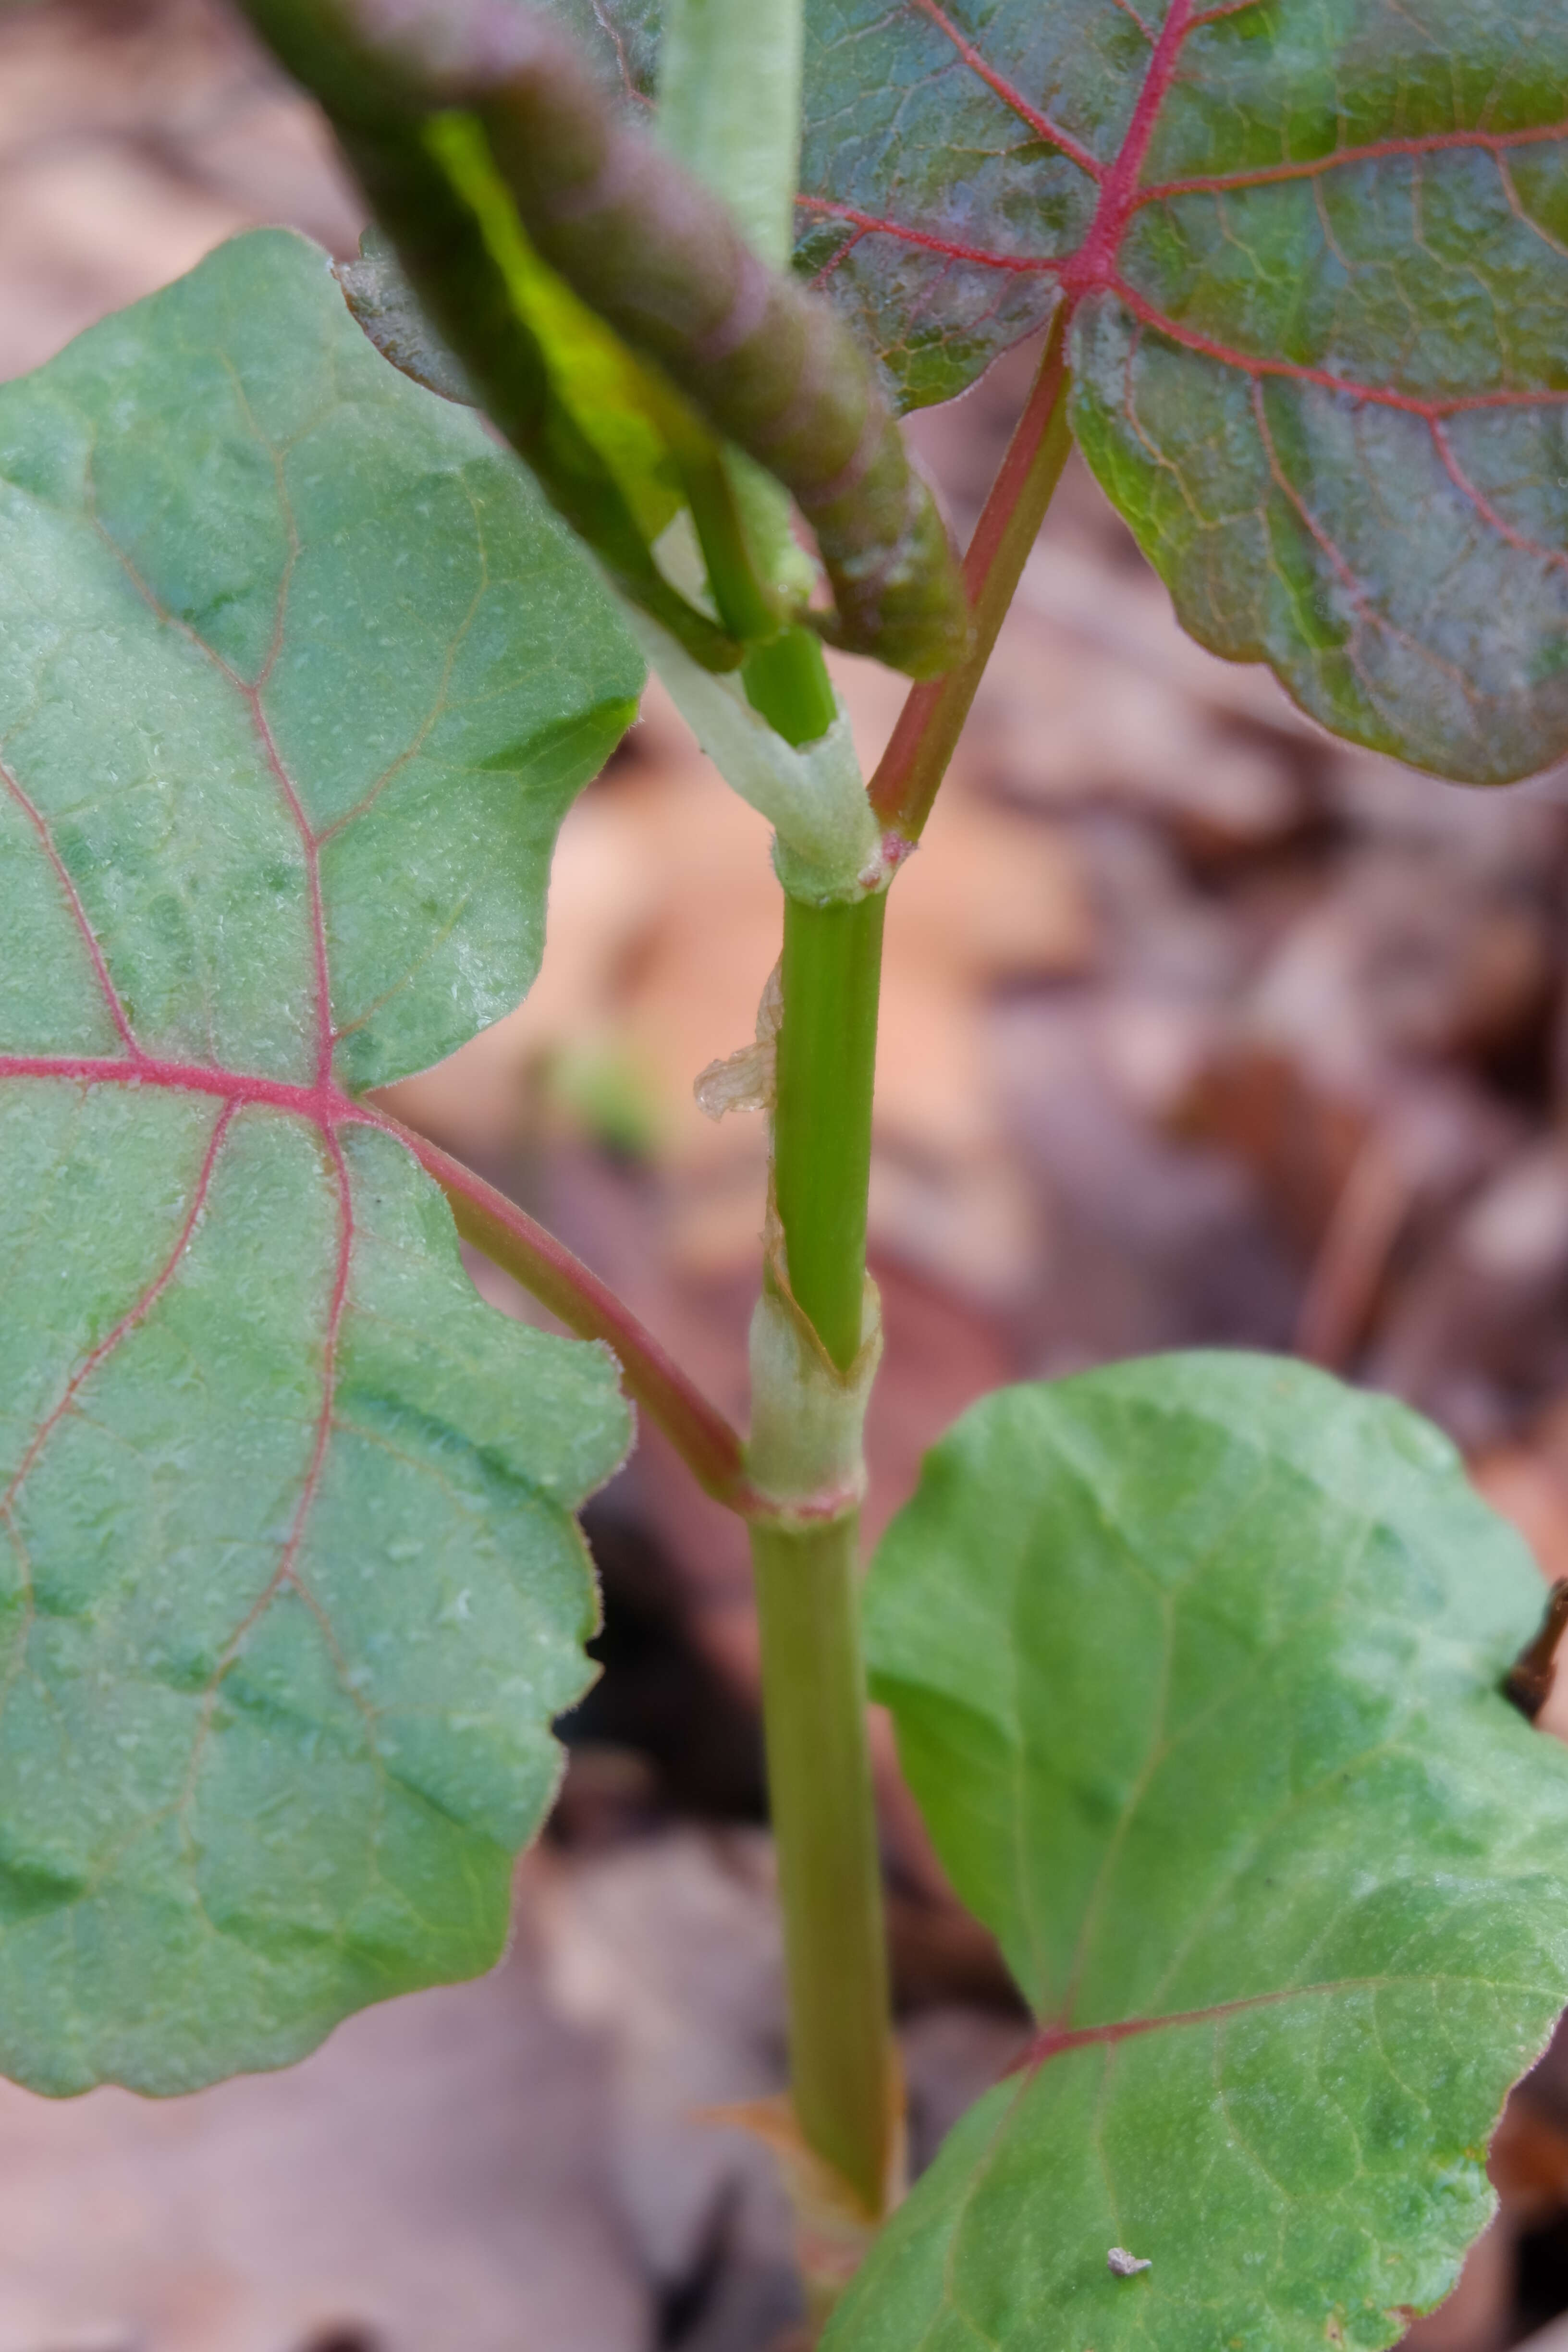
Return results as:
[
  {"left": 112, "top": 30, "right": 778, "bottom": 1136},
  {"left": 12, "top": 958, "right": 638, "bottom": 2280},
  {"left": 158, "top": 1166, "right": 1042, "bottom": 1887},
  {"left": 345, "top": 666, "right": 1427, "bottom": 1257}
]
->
[{"left": 570, "top": 0, "right": 1568, "bottom": 782}]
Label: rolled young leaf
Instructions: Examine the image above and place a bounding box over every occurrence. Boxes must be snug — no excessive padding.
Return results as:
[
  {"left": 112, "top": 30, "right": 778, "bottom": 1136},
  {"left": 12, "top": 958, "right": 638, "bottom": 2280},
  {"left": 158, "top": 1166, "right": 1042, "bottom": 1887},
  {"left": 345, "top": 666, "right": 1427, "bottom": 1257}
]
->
[
  {"left": 235, "top": 0, "right": 969, "bottom": 682},
  {"left": 245, "top": 3, "right": 743, "bottom": 668}
]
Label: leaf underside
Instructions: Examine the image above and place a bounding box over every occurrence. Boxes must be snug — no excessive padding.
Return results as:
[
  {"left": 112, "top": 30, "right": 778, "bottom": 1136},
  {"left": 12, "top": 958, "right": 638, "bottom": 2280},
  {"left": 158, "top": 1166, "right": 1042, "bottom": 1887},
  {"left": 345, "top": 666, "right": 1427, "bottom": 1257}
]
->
[
  {"left": 833, "top": 1355, "right": 1568, "bottom": 2352},
  {"left": 567, "top": 0, "right": 1568, "bottom": 784},
  {"left": 0, "top": 229, "right": 642, "bottom": 2094}
]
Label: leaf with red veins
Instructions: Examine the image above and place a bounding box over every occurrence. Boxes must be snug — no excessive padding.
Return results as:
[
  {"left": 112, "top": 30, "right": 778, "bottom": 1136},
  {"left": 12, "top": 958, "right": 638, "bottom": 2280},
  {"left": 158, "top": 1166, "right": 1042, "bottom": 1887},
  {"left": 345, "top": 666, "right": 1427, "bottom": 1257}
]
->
[
  {"left": 0, "top": 229, "right": 639, "bottom": 2095},
  {"left": 838, "top": 1356, "right": 1568, "bottom": 2352},
  {"left": 559, "top": 0, "right": 1568, "bottom": 780}
]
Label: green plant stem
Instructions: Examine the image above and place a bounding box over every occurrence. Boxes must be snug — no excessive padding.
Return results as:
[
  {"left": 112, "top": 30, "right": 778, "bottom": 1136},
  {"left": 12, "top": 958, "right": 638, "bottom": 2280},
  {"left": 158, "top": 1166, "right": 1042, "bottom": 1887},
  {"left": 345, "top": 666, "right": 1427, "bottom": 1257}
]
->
[
  {"left": 676, "top": 445, "right": 838, "bottom": 747},
  {"left": 655, "top": 0, "right": 899, "bottom": 2252},
  {"left": 772, "top": 890, "right": 887, "bottom": 1372},
  {"left": 869, "top": 310, "right": 1073, "bottom": 844},
  {"left": 656, "top": 0, "right": 802, "bottom": 267},
  {"left": 749, "top": 878, "right": 898, "bottom": 2257},
  {"left": 751, "top": 1511, "right": 896, "bottom": 2221},
  {"left": 656, "top": 1, "right": 837, "bottom": 749},
  {"left": 741, "top": 327, "right": 1082, "bottom": 2240},
  {"left": 678, "top": 446, "right": 778, "bottom": 644}
]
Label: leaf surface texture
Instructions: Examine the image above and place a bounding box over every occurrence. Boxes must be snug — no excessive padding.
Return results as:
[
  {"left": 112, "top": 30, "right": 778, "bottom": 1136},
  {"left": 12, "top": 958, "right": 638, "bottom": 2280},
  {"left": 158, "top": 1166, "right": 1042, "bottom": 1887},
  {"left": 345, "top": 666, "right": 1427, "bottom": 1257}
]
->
[
  {"left": 0, "top": 230, "right": 639, "bottom": 2092},
  {"left": 836, "top": 1354, "right": 1568, "bottom": 2351},
  {"left": 567, "top": 0, "right": 1568, "bottom": 779}
]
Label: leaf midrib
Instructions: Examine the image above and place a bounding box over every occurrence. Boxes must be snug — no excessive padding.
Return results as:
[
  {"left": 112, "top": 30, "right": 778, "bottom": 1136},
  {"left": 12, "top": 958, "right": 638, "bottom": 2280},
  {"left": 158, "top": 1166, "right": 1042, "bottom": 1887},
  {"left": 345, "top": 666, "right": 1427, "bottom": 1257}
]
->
[{"left": 803, "top": 0, "right": 1568, "bottom": 420}]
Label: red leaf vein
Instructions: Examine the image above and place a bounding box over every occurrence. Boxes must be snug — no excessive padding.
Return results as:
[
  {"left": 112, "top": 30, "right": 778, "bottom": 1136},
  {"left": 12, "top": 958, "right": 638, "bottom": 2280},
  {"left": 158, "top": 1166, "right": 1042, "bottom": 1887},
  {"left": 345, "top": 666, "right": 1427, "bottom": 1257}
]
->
[
  {"left": 1, "top": 1099, "right": 235, "bottom": 1529},
  {"left": 1108, "top": 272, "right": 1568, "bottom": 413},
  {"left": 795, "top": 194, "right": 1066, "bottom": 276},
  {"left": 904, "top": 0, "right": 1106, "bottom": 181},
  {"left": 0, "top": 756, "right": 145, "bottom": 1061},
  {"left": 245, "top": 684, "right": 335, "bottom": 1088},
  {"left": 263, "top": 1124, "right": 355, "bottom": 1602},
  {"left": 1431, "top": 419, "right": 1568, "bottom": 574},
  {"left": 1136, "top": 120, "right": 1568, "bottom": 208},
  {"left": 1021, "top": 1975, "right": 1443, "bottom": 2073},
  {"left": 808, "top": 2, "right": 1568, "bottom": 454}
]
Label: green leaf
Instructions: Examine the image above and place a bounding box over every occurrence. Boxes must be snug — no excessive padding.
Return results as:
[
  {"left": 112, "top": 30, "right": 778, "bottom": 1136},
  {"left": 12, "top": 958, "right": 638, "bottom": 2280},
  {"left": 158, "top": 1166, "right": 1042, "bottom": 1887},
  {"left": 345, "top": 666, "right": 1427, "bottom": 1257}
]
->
[
  {"left": 837, "top": 1353, "right": 1568, "bottom": 2352},
  {"left": 568, "top": 0, "right": 1568, "bottom": 781},
  {"left": 807, "top": 0, "right": 1568, "bottom": 780},
  {"left": 0, "top": 227, "right": 640, "bottom": 2093}
]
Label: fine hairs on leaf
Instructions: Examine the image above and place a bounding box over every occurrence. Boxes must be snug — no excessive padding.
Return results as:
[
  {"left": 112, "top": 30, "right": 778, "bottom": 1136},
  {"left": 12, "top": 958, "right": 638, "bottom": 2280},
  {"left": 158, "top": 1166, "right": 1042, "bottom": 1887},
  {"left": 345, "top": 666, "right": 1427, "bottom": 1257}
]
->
[{"left": 1, "top": 0, "right": 1567, "bottom": 2345}]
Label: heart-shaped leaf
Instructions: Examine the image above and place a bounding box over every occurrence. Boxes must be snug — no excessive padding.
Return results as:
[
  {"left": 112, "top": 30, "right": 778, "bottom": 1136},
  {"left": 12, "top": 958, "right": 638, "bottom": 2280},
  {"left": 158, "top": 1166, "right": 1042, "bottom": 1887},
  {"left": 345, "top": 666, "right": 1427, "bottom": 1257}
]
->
[
  {"left": 0, "top": 228, "right": 640, "bottom": 2093},
  {"left": 835, "top": 1353, "right": 1568, "bottom": 2352},
  {"left": 564, "top": 0, "right": 1568, "bottom": 782}
]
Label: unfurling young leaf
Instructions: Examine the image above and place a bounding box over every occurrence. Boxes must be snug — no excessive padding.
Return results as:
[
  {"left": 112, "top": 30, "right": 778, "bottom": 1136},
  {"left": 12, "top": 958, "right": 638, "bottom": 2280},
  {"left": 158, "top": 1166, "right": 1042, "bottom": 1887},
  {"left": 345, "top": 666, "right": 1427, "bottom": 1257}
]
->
[
  {"left": 339, "top": 211, "right": 698, "bottom": 586},
  {"left": 0, "top": 229, "right": 642, "bottom": 2093},
  {"left": 567, "top": 0, "right": 1568, "bottom": 785},
  {"left": 236, "top": 0, "right": 971, "bottom": 683},
  {"left": 836, "top": 1355, "right": 1568, "bottom": 2352}
]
